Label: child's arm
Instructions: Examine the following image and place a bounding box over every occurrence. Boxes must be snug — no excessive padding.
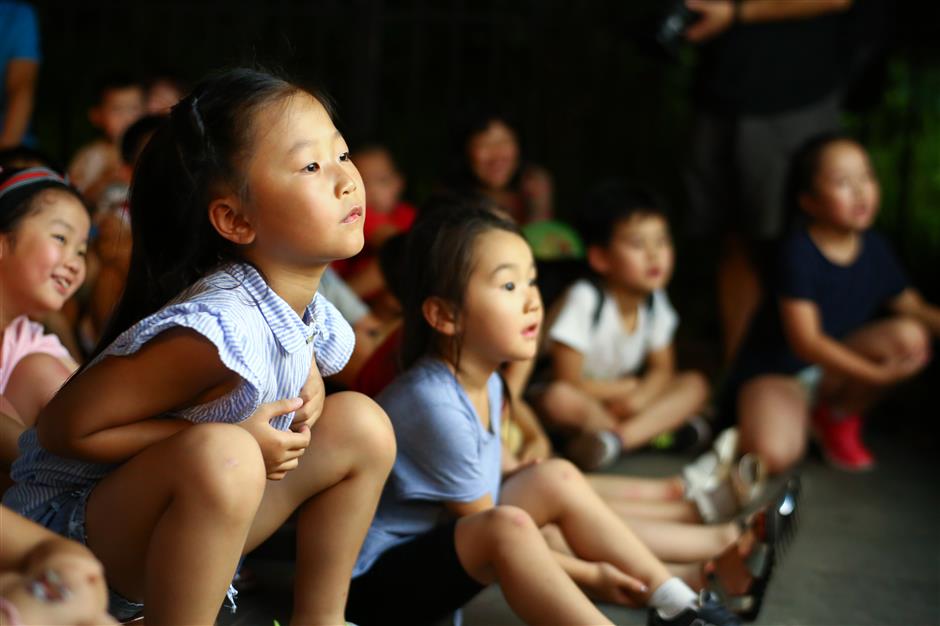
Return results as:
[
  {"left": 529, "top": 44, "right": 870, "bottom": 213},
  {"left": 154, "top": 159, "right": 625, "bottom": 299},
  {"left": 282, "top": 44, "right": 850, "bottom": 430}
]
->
[
  {"left": 891, "top": 288, "right": 940, "bottom": 336},
  {"left": 551, "top": 343, "right": 639, "bottom": 402},
  {"left": 2, "top": 354, "right": 73, "bottom": 428},
  {"left": 37, "top": 328, "right": 239, "bottom": 463},
  {"left": 0, "top": 506, "right": 114, "bottom": 625},
  {"left": 780, "top": 297, "right": 922, "bottom": 385}
]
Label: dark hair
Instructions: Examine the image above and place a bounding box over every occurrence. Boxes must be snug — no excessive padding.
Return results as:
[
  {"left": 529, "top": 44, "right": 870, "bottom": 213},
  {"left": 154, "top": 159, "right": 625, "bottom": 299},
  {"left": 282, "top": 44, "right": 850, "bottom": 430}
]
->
[
  {"left": 93, "top": 68, "right": 326, "bottom": 359},
  {"left": 577, "top": 179, "right": 669, "bottom": 248},
  {"left": 120, "top": 114, "right": 167, "bottom": 165},
  {"left": 0, "top": 146, "right": 63, "bottom": 173},
  {"left": 0, "top": 168, "right": 87, "bottom": 235},
  {"left": 400, "top": 193, "right": 521, "bottom": 370},
  {"left": 785, "top": 132, "right": 861, "bottom": 218},
  {"left": 377, "top": 231, "right": 408, "bottom": 304}
]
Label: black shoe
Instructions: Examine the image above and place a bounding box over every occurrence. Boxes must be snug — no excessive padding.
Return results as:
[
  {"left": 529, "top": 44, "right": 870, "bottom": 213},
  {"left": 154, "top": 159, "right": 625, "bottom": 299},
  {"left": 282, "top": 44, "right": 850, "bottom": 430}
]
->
[
  {"left": 647, "top": 591, "right": 742, "bottom": 626},
  {"left": 652, "top": 415, "right": 713, "bottom": 454},
  {"left": 564, "top": 430, "right": 622, "bottom": 471}
]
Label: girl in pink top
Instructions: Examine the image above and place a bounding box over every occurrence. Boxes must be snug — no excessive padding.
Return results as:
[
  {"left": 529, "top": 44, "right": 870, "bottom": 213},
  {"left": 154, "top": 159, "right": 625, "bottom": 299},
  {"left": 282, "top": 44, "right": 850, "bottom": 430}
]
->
[{"left": 0, "top": 167, "right": 89, "bottom": 481}]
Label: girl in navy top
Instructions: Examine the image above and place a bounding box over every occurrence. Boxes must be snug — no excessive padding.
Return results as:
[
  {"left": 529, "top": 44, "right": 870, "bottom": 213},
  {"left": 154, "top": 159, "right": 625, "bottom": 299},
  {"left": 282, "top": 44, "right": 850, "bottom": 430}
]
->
[
  {"left": 730, "top": 133, "right": 939, "bottom": 473},
  {"left": 4, "top": 69, "right": 395, "bottom": 624}
]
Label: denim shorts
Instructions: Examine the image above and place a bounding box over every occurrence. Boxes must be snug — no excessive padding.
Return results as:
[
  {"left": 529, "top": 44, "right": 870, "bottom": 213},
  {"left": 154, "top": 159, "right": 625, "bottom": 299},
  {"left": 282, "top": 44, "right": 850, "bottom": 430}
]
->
[{"left": 34, "top": 487, "right": 145, "bottom": 622}]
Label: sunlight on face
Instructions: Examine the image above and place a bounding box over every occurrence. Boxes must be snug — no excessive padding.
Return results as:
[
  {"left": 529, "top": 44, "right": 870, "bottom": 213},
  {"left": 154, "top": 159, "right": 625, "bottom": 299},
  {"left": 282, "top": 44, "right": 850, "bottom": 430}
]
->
[{"left": 242, "top": 93, "right": 366, "bottom": 267}]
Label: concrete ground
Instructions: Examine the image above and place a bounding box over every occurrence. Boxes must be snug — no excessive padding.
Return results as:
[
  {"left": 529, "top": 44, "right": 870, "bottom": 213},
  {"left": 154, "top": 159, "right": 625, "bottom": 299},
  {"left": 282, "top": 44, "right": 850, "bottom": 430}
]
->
[{"left": 222, "top": 405, "right": 940, "bottom": 626}]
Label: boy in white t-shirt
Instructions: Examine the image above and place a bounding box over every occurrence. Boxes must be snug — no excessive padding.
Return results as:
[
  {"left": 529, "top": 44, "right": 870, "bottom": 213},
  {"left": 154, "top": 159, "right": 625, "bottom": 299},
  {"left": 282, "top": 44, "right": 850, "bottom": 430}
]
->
[{"left": 539, "top": 182, "right": 710, "bottom": 470}]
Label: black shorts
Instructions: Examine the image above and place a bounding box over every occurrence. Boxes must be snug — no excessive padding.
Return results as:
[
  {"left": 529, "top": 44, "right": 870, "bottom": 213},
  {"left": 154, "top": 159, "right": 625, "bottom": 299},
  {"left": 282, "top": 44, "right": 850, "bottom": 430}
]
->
[{"left": 346, "top": 520, "right": 485, "bottom": 626}]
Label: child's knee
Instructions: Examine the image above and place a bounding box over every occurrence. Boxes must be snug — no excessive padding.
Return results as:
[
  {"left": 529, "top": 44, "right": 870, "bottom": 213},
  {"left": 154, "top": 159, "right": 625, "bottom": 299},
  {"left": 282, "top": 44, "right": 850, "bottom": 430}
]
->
[
  {"left": 175, "top": 423, "right": 266, "bottom": 514},
  {"left": 524, "top": 458, "right": 586, "bottom": 497},
  {"left": 890, "top": 317, "right": 931, "bottom": 362},
  {"left": 322, "top": 392, "right": 396, "bottom": 467},
  {"left": 753, "top": 438, "right": 803, "bottom": 474},
  {"left": 480, "top": 505, "right": 540, "bottom": 550}
]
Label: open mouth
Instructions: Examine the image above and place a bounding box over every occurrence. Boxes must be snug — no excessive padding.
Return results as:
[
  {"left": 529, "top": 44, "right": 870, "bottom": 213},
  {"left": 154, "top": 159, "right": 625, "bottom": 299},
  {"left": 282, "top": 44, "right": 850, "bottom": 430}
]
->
[
  {"left": 51, "top": 275, "right": 71, "bottom": 295},
  {"left": 342, "top": 206, "right": 363, "bottom": 224},
  {"left": 522, "top": 322, "right": 540, "bottom": 338}
]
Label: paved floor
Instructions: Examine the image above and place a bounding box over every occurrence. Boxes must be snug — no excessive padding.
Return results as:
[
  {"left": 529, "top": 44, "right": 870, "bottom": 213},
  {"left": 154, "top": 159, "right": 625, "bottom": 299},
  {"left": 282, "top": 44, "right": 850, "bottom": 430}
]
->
[{"left": 223, "top": 401, "right": 940, "bottom": 626}]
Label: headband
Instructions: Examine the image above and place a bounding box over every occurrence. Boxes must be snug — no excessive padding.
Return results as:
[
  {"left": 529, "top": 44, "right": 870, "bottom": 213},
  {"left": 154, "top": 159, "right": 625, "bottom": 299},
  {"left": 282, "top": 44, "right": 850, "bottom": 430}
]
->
[{"left": 0, "top": 167, "right": 70, "bottom": 203}]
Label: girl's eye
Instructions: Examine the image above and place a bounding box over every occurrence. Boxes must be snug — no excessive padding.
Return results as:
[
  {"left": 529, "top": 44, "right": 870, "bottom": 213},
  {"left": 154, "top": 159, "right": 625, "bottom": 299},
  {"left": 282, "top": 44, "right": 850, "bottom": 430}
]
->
[
  {"left": 52, "top": 234, "right": 66, "bottom": 244},
  {"left": 339, "top": 152, "right": 350, "bottom": 162},
  {"left": 503, "top": 282, "right": 516, "bottom": 291},
  {"left": 77, "top": 248, "right": 88, "bottom": 258},
  {"left": 528, "top": 278, "right": 538, "bottom": 287},
  {"left": 304, "top": 162, "right": 320, "bottom": 173}
]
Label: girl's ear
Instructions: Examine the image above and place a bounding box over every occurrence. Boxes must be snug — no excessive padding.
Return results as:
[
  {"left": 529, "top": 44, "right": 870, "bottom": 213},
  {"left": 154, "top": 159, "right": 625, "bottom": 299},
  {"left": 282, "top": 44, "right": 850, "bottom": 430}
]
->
[
  {"left": 586, "top": 245, "right": 610, "bottom": 275},
  {"left": 422, "top": 296, "right": 458, "bottom": 337},
  {"left": 208, "top": 194, "right": 256, "bottom": 245}
]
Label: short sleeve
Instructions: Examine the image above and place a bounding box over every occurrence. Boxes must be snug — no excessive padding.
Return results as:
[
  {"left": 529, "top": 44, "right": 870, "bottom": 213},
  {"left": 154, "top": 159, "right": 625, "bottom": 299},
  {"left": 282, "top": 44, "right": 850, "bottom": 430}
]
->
[
  {"left": 8, "top": 4, "right": 40, "bottom": 61},
  {"left": 776, "top": 233, "right": 817, "bottom": 301},
  {"left": 394, "top": 400, "right": 488, "bottom": 503},
  {"left": 548, "top": 280, "right": 601, "bottom": 354},
  {"left": 1, "top": 316, "right": 70, "bottom": 394},
  {"left": 647, "top": 291, "right": 679, "bottom": 351},
  {"left": 310, "top": 293, "right": 355, "bottom": 377},
  {"left": 101, "top": 304, "right": 260, "bottom": 400}
]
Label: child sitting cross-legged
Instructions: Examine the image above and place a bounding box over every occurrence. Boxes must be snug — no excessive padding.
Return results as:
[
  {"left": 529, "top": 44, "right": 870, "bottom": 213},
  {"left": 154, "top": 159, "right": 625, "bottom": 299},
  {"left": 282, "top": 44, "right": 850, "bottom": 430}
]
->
[{"left": 537, "top": 181, "right": 711, "bottom": 471}]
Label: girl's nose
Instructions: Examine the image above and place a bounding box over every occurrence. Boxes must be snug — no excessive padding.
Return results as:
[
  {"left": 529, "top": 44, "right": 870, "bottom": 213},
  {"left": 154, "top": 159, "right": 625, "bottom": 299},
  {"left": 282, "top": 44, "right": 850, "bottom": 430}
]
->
[
  {"left": 525, "top": 286, "right": 542, "bottom": 312},
  {"left": 336, "top": 170, "right": 358, "bottom": 197}
]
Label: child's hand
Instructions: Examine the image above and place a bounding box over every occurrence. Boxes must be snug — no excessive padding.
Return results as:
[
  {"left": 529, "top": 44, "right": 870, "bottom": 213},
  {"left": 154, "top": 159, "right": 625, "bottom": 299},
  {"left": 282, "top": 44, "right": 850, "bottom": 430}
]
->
[
  {"left": 239, "top": 397, "right": 310, "bottom": 480},
  {"left": 583, "top": 562, "right": 648, "bottom": 607},
  {"left": 684, "top": 0, "right": 734, "bottom": 43},
  {"left": 5, "top": 548, "right": 113, "bottom": 625},
  {"left": 291, "top": 357, "right": 325, "bottom": 433}
]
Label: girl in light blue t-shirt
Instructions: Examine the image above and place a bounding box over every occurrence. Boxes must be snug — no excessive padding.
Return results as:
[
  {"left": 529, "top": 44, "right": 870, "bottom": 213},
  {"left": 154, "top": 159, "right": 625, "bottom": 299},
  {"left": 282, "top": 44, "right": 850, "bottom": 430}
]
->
[{"left": 346, "top": 196, "right": 739, "bottom": 626}]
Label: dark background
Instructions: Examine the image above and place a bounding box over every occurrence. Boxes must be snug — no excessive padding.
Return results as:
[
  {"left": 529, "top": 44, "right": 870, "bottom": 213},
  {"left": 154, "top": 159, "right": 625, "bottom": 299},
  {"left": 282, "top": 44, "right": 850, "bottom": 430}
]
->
[{"left": 26, "top": 0, "right": 940, "bottom": 297}]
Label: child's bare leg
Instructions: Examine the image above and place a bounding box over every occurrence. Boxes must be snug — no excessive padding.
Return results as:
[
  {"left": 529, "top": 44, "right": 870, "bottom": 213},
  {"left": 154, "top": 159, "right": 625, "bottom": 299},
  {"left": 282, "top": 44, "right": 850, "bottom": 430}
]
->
[
  {"left": 608, "top": 499, "right": 702, "bottom": 523},
  {"left": 536, "top": 381, "right": 617, "bottom": 432},
  {"left": 501, "top": 459, "right": 671, "bottom": 593},
  {"left": 455, "top": 506, "right": 612, "bottom": 625},
  {"left": 85, "top": 423, "right": 267, "bottom": 625},
  {"left": 625, "top": 518, "right": 738, "bottom": 563},
  {"left": 242, "top": 393, "right": 395, "bottom": 626},
  {"left": 737, "top": 375, "right": 809, "bottom": 474},
  {"left": 667, "top": 562, "right": 706, "bottom": 589},
  {"left": 617, "top": 371, "right": 709, "bottom": 449},
  {"left": 587, "top": 473, "right": 685, "bottom": 502},
  {"left": 821, "top": 317, "right": 931, "bottom": 413},
  {"left": 544, "top": 514, "right": 733, "bottom": 565}
]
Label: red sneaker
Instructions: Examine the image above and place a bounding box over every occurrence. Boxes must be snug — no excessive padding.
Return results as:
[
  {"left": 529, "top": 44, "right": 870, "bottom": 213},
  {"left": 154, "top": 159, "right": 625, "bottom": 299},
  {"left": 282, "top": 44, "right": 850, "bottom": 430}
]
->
[{"left": 811, "top": 405, "right": 875, "bottom": 472}]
